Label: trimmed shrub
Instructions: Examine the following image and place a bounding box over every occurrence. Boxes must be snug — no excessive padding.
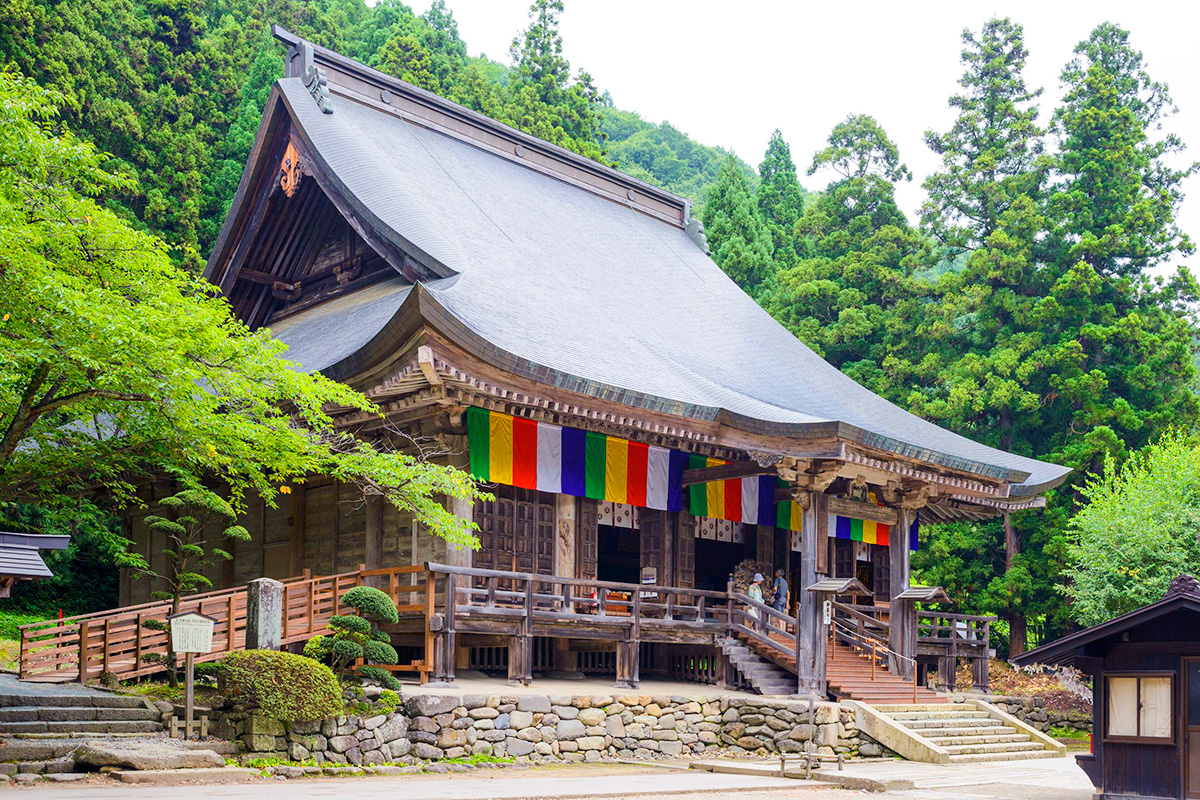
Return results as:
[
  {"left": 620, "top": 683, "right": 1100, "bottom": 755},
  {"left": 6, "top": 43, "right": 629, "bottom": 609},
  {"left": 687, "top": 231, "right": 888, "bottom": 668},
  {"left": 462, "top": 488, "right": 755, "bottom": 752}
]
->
[
  {"left": 363, "top": 640, "right": 398, "bottom": 664},
  {"left": 331, "top": 638, "right": 363, "bottom": 663},
  {"left": 219, "top": 649, "right": 341, "bottom": 722},
  {"left": 358, "top": 665, "right": 402, "bottom": 691},
  {"left": 342, "top": 586, "right": 399, "bottom": 624},
  {"left": 329, "top": 614, "right": 371, "bottom": 636},
  {"left": 370, "top": 629, "right": 391, "bottom": 643},
  {"left": 193, "top": 660, "right": 222, "bottom": 682},
  {"left": 302, "top": 634, "right": 330, "bottom": 661}
]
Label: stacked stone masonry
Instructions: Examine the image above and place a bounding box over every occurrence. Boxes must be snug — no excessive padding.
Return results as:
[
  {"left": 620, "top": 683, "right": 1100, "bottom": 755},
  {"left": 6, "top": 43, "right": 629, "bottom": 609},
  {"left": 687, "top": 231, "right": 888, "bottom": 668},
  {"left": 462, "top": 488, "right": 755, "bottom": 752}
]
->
[
  {"left": 214, "top": 694, "right": 890, "bottom": 764},
  {"left": 949, "top": 694, "right": 1091, "bottom": 733}
]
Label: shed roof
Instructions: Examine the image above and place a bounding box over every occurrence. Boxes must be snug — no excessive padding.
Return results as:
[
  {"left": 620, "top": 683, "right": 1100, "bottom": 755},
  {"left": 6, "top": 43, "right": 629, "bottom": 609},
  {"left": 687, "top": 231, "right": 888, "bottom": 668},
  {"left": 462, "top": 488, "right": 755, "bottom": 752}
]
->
[
  {"left": 0, "top": 532, "right": 69, "bottom": 579},
  {"left": 1014, "top": 575, "right": 1200, "bottom": 667},
  {"left": 208, "top": 31, "right": 1071, "bottom": 499}
]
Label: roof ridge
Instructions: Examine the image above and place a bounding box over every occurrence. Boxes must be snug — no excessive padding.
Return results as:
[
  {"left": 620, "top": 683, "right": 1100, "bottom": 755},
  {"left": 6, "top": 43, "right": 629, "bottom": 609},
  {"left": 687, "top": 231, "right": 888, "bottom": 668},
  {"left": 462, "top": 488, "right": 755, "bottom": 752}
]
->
[{"left": 271, "top": 26, "right": 694, "bottom": 229}]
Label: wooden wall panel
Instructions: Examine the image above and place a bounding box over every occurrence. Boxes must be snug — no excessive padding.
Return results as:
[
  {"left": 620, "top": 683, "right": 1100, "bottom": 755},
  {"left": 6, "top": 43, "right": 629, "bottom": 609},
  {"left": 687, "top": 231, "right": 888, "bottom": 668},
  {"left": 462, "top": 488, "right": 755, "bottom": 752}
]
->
[
  {"left": 303, "top": 484, "right": 335, "bottom": 574},
  {"left": 675, "top": 513, "right": 694, "bottom": 589},
  {"left": 576, "top": 498, "right": 598, "bottom": 581}
]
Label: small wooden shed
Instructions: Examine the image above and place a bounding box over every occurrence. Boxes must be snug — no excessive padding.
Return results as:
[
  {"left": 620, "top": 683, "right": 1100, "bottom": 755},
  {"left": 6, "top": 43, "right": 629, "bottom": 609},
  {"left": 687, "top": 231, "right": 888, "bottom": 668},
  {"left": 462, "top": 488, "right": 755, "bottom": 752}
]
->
[{"left": 1015, "top": 574, "right": 1200, "bottom": 800}]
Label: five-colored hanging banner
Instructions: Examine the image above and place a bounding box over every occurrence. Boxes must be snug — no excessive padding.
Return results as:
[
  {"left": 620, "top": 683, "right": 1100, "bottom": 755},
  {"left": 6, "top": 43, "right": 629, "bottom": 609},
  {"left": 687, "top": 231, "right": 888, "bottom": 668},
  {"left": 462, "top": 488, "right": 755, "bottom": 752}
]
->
[{"left": 466, "top": 406, "right": 918, "bottom": 549}]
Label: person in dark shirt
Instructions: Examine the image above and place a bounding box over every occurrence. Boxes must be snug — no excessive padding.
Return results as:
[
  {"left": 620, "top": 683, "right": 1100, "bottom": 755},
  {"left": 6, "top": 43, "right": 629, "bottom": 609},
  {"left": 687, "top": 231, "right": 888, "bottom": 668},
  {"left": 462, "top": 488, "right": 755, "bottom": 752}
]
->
[{"left": 772, "top": 569, "right": 789, "bottom": 613}]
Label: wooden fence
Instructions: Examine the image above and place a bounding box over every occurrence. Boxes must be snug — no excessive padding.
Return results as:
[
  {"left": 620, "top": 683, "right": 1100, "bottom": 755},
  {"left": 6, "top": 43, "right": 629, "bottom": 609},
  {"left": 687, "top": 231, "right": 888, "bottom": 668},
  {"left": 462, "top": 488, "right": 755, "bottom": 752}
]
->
[{"left": 19, "top": 565, "right": 434, "bottom": 684}]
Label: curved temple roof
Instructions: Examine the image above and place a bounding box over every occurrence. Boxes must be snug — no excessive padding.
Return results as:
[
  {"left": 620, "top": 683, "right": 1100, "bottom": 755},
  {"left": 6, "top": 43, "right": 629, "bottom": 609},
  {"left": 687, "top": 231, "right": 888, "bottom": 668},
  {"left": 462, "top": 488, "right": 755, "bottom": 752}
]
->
[{"left": 211, "top": 33, "right": 1071, "bottom": 499}]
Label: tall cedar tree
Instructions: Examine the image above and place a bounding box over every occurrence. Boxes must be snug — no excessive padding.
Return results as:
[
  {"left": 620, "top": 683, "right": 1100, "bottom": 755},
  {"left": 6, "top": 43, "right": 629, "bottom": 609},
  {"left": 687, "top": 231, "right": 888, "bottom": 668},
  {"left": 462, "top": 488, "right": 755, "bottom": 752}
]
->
[
  {"left": 755, "top": 130, "right": 805, "bottom": 267},
  {"left": 702, "top": 155, "right": 775, "bottom": 292},
  {"left": 1049, "top": 22, "right": 1197, "bottom": 277},
  {"left": 763, "top": 115, "right": 927, "bottom": 379},
  {"left": 921, "top": 18, "right": 1047, "bottom": 252}
]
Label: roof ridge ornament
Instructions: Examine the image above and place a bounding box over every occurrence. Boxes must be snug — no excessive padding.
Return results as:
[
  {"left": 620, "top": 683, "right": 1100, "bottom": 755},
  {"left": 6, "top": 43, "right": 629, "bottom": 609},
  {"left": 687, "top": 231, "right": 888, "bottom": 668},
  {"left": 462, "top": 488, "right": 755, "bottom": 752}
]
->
[
  {"left": 685, "top": 216, "right": 709, "bottom": 254},
  {"left": 289, "top": 41, "right": 332, "bottom": 114},
  {"left": 1163, "top": 574, "right": 1200, "bottom": 601}
]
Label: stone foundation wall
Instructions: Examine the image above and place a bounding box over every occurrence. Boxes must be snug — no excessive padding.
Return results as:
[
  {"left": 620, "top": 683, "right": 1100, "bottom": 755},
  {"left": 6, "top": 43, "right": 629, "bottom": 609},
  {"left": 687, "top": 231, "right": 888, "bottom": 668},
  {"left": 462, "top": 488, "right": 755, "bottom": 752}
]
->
[
  {"left": 950, "top": 694, "right": 1091, "bottom": 732},
  {"left": 214, "top": 693, "right": 888, "bottom": 764}
]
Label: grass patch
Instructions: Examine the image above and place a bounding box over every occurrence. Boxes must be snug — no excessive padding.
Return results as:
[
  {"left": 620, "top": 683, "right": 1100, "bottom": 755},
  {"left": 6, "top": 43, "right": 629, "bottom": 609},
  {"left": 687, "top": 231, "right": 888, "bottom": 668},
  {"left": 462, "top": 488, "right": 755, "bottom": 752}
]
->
[
  {"left": 122, "top": 680, "right": 220, "bottom": 705},
  {"left": 0, "top": 610, "right": 53, "bottom": 641},
  {"left": 1050, "top": 726, "right": 1090, "bottom": 740}
]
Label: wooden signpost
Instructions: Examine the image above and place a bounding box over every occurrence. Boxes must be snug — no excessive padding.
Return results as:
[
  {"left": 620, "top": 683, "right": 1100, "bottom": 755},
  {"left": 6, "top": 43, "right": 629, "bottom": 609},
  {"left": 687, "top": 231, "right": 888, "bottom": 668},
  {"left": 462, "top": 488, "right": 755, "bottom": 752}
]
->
[{"left": 167, "top": 611, "right": 216, "bottom": 740}]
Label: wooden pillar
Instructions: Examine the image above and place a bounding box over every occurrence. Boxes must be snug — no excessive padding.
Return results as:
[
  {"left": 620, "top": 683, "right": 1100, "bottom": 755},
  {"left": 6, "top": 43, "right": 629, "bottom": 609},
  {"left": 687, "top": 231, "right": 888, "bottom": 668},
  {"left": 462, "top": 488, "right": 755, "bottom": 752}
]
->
[
  {"left": 796, "top": 491, "right": 827, "bottom": 695},
  {"left": 615, "top": 640, "right": 640, "bottom": 689},
  {"left": 889, "top": 508, "right": 915, "bottom": 679},
  {"left": 553, "top": 495, "right": 577, "bottom": 673},
  {"left": 445, "top": 496, "right": 473, "bottom": 568},
  {"left": 288, "top": 484, "right": 307, "bottom": 577},
  {"left": 364, "top": 494, "right": 384, "bottom": 587},
  {"left": 443, "top": 495, "right": 473, "bottom": 674}
]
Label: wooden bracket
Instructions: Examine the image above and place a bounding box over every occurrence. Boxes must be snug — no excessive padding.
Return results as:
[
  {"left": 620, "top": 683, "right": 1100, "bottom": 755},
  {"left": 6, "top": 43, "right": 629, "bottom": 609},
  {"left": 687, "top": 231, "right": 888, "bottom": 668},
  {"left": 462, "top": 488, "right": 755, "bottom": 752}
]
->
[{"left": 271, "top": 280, "right": 303, "bottom": 301}]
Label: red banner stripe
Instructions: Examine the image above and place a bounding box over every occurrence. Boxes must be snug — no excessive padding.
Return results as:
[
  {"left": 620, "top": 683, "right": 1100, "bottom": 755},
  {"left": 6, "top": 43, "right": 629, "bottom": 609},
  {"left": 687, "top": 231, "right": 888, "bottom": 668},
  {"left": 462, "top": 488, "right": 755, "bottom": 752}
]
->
[
  {"left": 626, "top": 441, "right": 649, "bottom": 507},
  {"left": 512, "top": 417, "right": 539, "bottom": 489},
  {"left": 723, "top": 477, "right": 742, "bottom": 523}
]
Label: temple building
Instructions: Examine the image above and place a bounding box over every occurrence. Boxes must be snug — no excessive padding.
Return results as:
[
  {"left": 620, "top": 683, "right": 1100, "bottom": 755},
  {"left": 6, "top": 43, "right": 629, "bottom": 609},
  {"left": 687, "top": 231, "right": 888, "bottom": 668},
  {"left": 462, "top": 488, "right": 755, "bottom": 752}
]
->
[{"left": 105, "top": 27, "right": 1069, "bottom": 700}]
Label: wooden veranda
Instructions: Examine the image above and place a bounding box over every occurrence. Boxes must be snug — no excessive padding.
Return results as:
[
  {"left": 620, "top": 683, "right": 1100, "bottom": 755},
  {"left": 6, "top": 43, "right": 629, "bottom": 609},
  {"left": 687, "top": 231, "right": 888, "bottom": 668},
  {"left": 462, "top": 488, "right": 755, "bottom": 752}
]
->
[{"left": 19, "top": 562, "right": 993, "bottom": 701}]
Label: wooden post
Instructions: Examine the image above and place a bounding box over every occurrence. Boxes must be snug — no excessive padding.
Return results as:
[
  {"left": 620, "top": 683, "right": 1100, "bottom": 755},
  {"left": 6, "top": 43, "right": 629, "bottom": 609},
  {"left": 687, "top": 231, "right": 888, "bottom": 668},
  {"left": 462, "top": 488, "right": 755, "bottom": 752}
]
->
[
  {"left": 422, "top": 569, "right": 435, "bottom": 684},
  {"left": 78, "top": 621, "right": 90, "bottom": 684},
  {"left": 796, "top": 492, "right": 826, "bottom": 695},
  {"left": 442, "top": 573, "right": 457, "bottom": 682},
  {"left": 364, "top": 495, "right": 384, "bottom": 588},
  {"left": 553, "top": 495, "right": 577, "bottom": 673},
  {"left": 184, "top": 652, "right": 195, "bottom": 740},
  {"left": 889, "top": 508, "right": 915, "bottom": 679}
]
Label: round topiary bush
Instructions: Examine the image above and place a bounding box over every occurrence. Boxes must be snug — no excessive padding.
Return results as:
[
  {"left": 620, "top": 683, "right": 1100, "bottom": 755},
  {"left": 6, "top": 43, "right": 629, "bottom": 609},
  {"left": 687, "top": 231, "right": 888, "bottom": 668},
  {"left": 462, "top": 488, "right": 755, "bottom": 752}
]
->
[
  {"left": 219, "top": 649, "right": 342, "bottom": 722},
  {"left": 363, "top": 640, "right": 398, "bottom": 664},
  {"left": 357, "top": 665, "right": 402, "bottom": 692},
  {"left": 342, "top": 586, "right": 399, "bottom": 624},
  {"left": 329, "top": 614, "right": 371, "bottom": 636}
]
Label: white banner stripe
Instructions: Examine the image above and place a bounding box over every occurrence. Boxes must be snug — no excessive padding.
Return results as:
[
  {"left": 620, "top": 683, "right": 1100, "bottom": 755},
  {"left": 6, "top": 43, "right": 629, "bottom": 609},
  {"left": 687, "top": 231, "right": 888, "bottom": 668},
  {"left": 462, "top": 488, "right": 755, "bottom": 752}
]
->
[
  {"left": 741, "top": 477, "right": 758, "bottom": 524},
  {"left": 536, "top": 422, "right": 562, "bottom": 494},
  {"left": 646, "top": 446, "right": 670, "bottom": 510}
]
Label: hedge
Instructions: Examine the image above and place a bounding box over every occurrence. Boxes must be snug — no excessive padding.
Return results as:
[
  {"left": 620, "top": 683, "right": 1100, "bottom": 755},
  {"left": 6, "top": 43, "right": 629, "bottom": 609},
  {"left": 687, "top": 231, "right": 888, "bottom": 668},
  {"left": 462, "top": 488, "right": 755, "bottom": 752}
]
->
[{"left": 219, "top": 649, "right": 342, "bottom": 722}]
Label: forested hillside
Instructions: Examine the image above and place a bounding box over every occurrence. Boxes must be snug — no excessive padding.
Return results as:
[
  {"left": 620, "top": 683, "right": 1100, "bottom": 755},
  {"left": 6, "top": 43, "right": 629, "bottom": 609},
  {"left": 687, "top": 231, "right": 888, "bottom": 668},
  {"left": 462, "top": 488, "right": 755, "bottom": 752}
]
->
[
  {"left": 0, "top": 0, "right": 752, "bottom": 270},
  {"left": 2, "top": 1, "right": 1198, "bottom": 655}
]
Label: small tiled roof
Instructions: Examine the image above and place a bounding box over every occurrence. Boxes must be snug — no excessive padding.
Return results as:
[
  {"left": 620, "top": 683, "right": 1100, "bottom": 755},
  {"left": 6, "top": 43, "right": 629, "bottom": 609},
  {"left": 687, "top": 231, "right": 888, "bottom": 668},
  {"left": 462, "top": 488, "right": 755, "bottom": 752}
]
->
[
  {"left": 211, "top": 33, "right": 1071, "bottom": 498},
  {"left": 0, "top": 532, "right": 69, "bottom": 579}
]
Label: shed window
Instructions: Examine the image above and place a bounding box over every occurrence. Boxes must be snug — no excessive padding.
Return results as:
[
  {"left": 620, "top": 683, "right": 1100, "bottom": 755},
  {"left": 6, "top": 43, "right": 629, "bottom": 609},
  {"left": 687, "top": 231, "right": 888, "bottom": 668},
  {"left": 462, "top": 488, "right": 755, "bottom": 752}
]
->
[{"left": 1107, "top": 675, "right": 1173, "bottom": 741}]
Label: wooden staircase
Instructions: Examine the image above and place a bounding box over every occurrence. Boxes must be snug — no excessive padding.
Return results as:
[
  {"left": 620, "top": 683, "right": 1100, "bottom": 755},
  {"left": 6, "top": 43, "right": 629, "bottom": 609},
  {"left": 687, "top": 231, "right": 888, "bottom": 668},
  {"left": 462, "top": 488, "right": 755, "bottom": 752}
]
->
[{"left": 826, "top": 640, "right": 945, "bottom": 704}]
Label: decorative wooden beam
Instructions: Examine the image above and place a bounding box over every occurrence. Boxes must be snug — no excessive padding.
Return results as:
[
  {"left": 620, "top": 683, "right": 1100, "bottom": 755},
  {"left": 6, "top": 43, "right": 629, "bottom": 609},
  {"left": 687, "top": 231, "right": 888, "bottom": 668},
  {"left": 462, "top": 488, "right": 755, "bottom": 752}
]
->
[
  {"left": 826, "top": 496, "right": 899, "bottom": 526},
  {"left": 239, "top": 267, "right": 285, "bottom": 286},
  {"left": 681, "top": 462, "right": 775, "bottom": 487}
]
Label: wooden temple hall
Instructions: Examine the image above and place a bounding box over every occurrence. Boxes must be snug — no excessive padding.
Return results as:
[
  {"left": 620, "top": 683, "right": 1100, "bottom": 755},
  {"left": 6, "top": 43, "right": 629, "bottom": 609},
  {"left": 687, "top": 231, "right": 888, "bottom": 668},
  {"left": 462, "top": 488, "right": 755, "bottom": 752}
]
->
[{"left": 106, "top": 28, "right": 1071, "bottom": 700}]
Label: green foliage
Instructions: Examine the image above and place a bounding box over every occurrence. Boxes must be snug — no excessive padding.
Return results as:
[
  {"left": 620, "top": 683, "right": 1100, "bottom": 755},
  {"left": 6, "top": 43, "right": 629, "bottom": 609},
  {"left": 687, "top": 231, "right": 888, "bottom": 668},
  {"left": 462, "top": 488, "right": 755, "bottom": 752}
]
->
[
  {"left": 356, "top": 665, "right": 402, "bottom": 691},
  {"left": 369, "top": 629, "right": 391, "bottom": 643},
  {"left": 0, "top": 71, "right": 486, "bottom": 554},
  {"left": 219, "top": 649, "right": 342, "bottom": 722},
  {"left": 302, "top": 634, "right": 330, "bottom": 662},
  {"left": 363, "top": 640, "right": 398, "bottom": 664},
  {"left": 1061, "top": 431, "right": 1200, "bottom": 627},
  {"left": 755, "top": 130, "right": 806, "bottom": 266},
  {"left": 810, "top": 114, "right": 912, "bottom": 183},
  {"left": 921, "top": 17, "right": 1047, "bottom": 251},
  {"left": 1049, "top": 22, "right": 1196, "bottom": 277},
  {"left": 329, "top": 615, "right": 372, "bottom": 636},
  {"left": 341, "top": 586, "right": 399, "bottom": 624},
  {"left": 702, "top": 155, "right": 775, "bottom": 292},
  {"left": 331, "top": 638, "right": 364, "bottom": 663}
]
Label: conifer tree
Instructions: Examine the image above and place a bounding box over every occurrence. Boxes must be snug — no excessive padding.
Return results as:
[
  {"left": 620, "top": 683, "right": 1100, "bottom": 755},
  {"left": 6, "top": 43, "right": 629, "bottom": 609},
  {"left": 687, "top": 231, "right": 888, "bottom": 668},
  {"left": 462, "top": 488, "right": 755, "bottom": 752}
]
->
[
  {"left": 702, "top": 155, "right": 775, "bottom": 292},
  {"left": 755, "top": 130, "right": 805, "bottom": 267},
  {"left": 921, "top": 18, "right": 1047, "bottom": 251},
  {"left": 1050, "top": 22, "right": 1197, "bottom": 277}
]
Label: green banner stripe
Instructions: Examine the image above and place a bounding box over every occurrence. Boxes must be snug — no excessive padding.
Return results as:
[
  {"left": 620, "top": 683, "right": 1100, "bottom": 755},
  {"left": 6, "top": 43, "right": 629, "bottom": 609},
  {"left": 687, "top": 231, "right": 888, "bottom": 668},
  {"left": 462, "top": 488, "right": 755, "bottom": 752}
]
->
[
  {"left": 584, "top": 432, "right": 607, "bottom": 500},
  {"left": 466, "top": 407, "right": 490, "bottom": 481}
]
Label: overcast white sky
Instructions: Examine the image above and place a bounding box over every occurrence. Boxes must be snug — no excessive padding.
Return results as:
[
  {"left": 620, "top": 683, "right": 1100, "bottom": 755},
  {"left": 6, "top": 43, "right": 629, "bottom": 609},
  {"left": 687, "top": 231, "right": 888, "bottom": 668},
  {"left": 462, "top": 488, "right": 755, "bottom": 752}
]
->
[{"left": 412, "top": 0, "right": 1200, "bottom": 272}]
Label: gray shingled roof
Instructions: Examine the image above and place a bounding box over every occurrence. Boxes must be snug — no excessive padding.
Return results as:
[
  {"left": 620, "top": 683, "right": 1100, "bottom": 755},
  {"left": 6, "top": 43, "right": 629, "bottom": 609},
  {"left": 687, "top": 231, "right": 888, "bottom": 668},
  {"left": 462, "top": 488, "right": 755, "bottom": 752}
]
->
[
  {"left": 267, "top": 75, "right": 1070, "bottom": 497},
  {"left": 0, "top": 533, "right": 69, "bottom": 579}
]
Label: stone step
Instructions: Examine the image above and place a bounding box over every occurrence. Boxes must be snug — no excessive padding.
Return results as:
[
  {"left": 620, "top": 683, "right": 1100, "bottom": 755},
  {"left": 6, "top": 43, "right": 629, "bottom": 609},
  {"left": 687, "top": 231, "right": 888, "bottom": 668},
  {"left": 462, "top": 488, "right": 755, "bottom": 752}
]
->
[
  {"left": 899, "top": 717, "right": 1006, "bottom": 730},
  {"left": 0, "top": 694, "right": 144, "bottom": 709},
  {"left": 0, "top": 706, "right": 159, "bottom": 723},
  {"left": 0, "top": 721, "right": 163, "bottom": 735},
  {"left": 885, "top": 710, "right": 991, "bottom": 721},
  {"left": 11, "top": 757, "right": 77, "bottom": 775},
  {"left": 941, "top": 740, "right": 1046, "bottom": 756},
  {"left": 948, "top": 749, "right": 1063, "bottom": 764},
  {"left": 925, "top": 733, "right": 1031, "bottom": 746},
  {"left": 874, "top": 704, "right": 964, "bottom": 713},
  {"left": 905, "top": 725, "right": 1015, "bottom": 738}
]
